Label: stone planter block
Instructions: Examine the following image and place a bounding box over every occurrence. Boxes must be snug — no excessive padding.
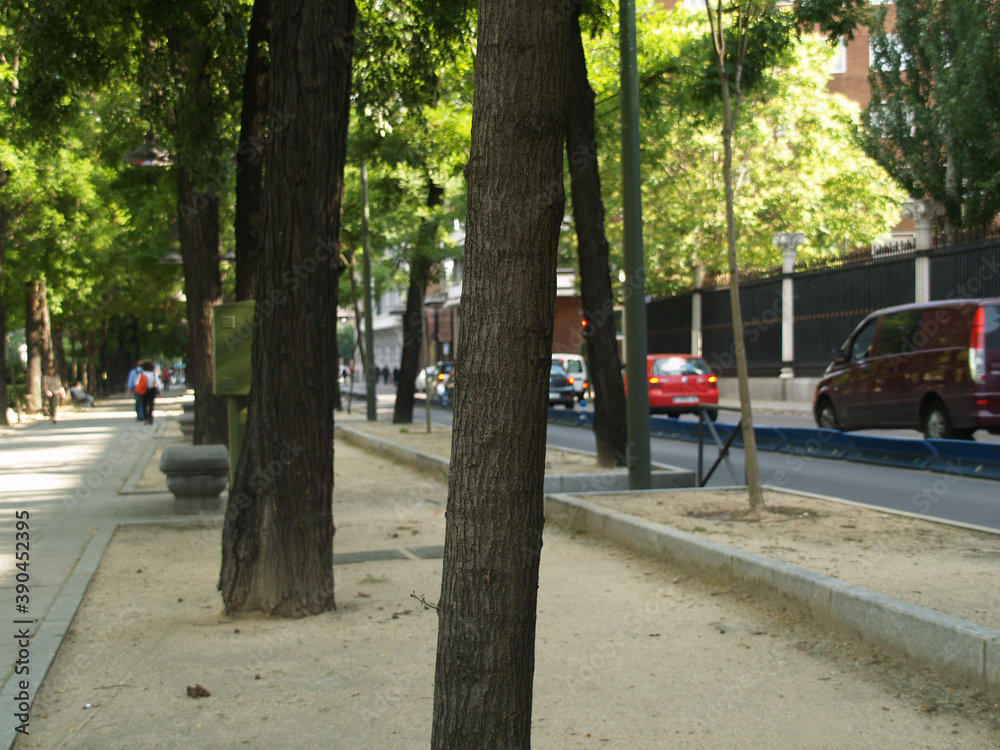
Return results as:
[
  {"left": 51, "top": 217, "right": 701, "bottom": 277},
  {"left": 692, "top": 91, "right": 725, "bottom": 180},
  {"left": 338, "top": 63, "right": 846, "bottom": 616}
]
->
[{"left": 159, "top": 444, "right": 230, "bottom": 514}]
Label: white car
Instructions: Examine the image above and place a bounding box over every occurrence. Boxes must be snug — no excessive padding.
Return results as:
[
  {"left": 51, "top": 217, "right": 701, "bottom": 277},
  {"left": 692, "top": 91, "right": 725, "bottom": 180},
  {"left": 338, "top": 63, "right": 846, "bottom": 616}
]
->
[{"left": 552, "top": 353, "right": 588, "bottom": 401}]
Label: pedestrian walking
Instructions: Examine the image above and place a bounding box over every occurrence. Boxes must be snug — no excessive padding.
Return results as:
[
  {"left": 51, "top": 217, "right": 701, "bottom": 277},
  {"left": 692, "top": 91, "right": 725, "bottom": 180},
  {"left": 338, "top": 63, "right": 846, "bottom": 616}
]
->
[
  {"left": 139, "top": 361, "right": 159, "bottom": 425},
  {"left": 126, "top": 360, "right": 144, "bottom": 421},
  {"left": 43, "top": 366, "right": 65, "bottom": 423}
]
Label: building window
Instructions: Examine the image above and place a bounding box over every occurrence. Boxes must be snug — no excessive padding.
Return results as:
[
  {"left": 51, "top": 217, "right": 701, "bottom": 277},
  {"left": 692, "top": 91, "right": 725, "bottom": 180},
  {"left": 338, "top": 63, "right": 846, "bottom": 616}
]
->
[
  {"left": 684, "top": 0, "right": 707, "bottom": 9},
  {"left": 830, "top": 38, "right": 847, "bottom": 75}
]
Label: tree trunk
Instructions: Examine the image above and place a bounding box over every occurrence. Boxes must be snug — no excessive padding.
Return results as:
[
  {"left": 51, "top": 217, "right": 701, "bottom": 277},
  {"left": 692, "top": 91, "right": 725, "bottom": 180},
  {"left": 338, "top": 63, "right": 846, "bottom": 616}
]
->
[
  {"left": 52, "top": 323, "right": 68, "bottom": 383},
  {"left": 393, "top": 181, "right": 442, "bottom": 424},
  {"left": 430, "top": 3, "right": 570, "bottom": 747},
  {"left": 83, "top": 330, "right": 99, "bottom": 397},
  {"left": 713, "top": 6, "right": 764, "bottom": 513},
  {"left": 219, "top": 0, "right": 355, "bottom": 617},
  {"left": 392, "top": 254, "right": 431, "bottom": 423},
  {"left": 0, "top": 201, "right": 8, "bottom": 426},
  {"left": 24, "top": 280, "right": 46, "bottom": 412},
  {"left": 566, "top": 9, "right": 628, "bottom": 468},
  {"left": 177, "top": 168, "right": 228, "bottom": 446},
  {"left": 234, "top": 0, "right": 270, "bottom": 302}
]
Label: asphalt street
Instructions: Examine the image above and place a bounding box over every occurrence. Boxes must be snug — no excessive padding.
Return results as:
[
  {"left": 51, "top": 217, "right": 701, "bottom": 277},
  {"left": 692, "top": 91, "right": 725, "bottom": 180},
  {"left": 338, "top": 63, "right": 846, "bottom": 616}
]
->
[{"left": 421, "top": 402, "right": 1000, "bottom": 532}]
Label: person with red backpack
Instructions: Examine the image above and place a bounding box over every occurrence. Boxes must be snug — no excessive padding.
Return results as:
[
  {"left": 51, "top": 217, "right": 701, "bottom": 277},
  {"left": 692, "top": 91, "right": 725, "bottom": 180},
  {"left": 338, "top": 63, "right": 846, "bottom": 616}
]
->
[
  {"left": 137, "top": 361, "right": 159, "bottom": 425},
  {"left": 126, "top": 360, "right": 144, "bottom": 421}
]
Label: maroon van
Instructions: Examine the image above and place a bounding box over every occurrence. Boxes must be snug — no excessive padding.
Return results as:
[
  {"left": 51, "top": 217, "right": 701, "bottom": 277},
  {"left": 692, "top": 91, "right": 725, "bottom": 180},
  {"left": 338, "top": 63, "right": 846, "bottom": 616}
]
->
[{"left": 813, "top": 299, "right": 1000, "bottom": 439}]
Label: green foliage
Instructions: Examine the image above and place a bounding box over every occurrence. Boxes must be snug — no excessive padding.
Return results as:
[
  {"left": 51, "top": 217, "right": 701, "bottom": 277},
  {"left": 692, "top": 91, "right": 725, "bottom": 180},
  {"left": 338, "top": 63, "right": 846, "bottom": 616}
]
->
[
  {"left": 582, "top": 2, "right": 906, "bottom": 296},
  {"left": 0, "top": 6, "right": 185, "bottom": 349},
  {"left": 862, "top": 0, "right": 1000, "bottom": 229},
  {"left": 337, "top": 323, "right": 355, "bottom": 362},
  {"left": 345, "top": 0, "right": 474, "bottom": 303},
  {"left": 793, "top": 0, "right": 872, "bottom": 40},
  {"left": 680, "top": 2, "right": 799, "bottom": 109},
  {"left": 0, "top": 0, "right": 245, "bottom": 368}
]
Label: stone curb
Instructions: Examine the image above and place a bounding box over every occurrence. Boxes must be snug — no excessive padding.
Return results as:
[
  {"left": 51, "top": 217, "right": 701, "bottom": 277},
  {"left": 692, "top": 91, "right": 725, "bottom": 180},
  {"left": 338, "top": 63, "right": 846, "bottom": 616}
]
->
[
  {"left": 333, "top": 425, "right": 697, "bottom": 493},
  {"left": 0, "top": 526, "right": 117, "bottom": 748},
  {"left": 544, "top": 492, "right": 1000, "bottom": 691}
]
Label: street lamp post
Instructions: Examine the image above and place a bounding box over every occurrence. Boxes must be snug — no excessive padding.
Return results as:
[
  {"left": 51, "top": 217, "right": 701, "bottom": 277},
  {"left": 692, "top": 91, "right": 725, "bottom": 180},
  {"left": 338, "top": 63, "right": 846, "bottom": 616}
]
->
[{"left": 620, "top": 0, "right": 651, "bottom": 489}]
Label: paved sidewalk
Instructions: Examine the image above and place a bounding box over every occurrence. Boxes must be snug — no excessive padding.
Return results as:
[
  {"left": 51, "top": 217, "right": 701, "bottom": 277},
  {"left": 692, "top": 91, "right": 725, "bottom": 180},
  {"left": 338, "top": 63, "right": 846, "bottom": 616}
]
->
[{"left": 0, "top": 392, "right": 191, "bottom": 747}]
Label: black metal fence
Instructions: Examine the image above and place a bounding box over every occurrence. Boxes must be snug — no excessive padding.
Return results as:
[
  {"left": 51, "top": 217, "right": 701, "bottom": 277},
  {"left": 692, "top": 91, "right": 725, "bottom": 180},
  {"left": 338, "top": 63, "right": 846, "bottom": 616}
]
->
[{"left": 647, "top": 228, "right": 1000, "bottom": 377}]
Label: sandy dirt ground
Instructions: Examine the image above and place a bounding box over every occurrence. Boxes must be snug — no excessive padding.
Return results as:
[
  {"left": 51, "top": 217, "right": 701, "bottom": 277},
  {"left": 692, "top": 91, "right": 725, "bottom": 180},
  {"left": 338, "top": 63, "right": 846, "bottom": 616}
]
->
[{"left": 14, "top": 416, "right": 1000, "bottom": 749}]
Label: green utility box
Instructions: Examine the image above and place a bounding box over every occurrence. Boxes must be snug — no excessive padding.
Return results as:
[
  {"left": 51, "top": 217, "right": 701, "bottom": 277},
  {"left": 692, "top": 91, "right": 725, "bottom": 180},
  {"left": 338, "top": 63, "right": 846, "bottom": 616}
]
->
[
  {"left": 212, "top": 301, "right": 255, "bottom": 486},
  {"left": 213, "top": 301, "right": 255, "bottom": 396}
]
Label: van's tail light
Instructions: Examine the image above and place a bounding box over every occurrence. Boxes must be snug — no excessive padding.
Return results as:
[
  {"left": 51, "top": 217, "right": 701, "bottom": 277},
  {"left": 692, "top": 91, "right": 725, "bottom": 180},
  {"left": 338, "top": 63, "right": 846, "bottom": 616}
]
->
[
  {"left": 583, "top": 380, "right": 589, "bottom": 390},
  {"left": 708, "top": 375, "right": 717, "bottom": 383},
  {"left": 649, "top": 377, "right": 660, "bottom": 384},
  {"left": 567, "top": 376, "right": 575, "bottom": 385},
  {"left": 970, "top": 307, "right": 986, "bottom": 384}
]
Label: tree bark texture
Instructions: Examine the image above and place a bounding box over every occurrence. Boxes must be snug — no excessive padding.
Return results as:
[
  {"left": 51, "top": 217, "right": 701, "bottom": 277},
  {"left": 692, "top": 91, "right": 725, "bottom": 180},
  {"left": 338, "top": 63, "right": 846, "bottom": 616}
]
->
[
  {"left": 234, "top": 0, "right": 271, "bottom": 302},
  {"left": 219, "top": 0, "right": 355, "bottom": 617},
  {"left": 566, "top": 11, "right": 628, "bottom": 468},
  {"left": 430, "top": 3, "right": 571, "bottom": 747},
  {"left": 177, "top": 168, "right": 228, "bottom": 446},
  {"left": 392, "top": 253, "right": 431, "bottom": 424},
  {"left": 24, "top": 279, "right": 47, "bottom": 412},
  {"left": 393, "top": 181, "right": 442, "bottom": 424},
  {"left": 714, "top": 14, "right": 764, "bottom": 512},
  {"left": 0, "top": 201, "right": 8, "bottom": 425}
]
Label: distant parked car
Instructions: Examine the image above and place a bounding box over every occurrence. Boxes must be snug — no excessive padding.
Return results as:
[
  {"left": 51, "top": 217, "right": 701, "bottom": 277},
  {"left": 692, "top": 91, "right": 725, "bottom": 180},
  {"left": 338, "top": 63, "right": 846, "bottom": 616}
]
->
[
  {"left": 415, "top": 360, "right": 454, "bottom": 395},
  {"left": 623, "top": 354, "right": 718, "bottom": 420},
  {"left": 548, "top": 363, "right": 576, "bottom": 409},
  {"left": 553, "top": 353, "right": 589, "bottom": 401},
  {"left": 813, "top": 298, "right": 1000, "bottom": 439}
]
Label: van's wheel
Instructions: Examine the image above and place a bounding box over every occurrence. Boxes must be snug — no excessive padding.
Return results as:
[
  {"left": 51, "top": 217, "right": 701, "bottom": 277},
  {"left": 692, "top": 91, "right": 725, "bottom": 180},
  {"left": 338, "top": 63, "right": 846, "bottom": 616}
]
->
[
  {"left": 922, "top": 402, "right": 957, "bottom": 440},
  {"left": 817, "top": 400, "right": 839, "bottom": 430},
  {"left": 705, "top": 408, "right": 718, "bottom": 422}
]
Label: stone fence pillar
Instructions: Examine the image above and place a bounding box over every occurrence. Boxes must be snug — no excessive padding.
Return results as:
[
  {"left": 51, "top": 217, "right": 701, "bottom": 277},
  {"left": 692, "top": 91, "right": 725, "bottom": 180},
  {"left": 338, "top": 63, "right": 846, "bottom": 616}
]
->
[
  {"left": 773, "top": 232, "right": 805, "bottom": 378},
  {"left": 691, "top": 263, "right": 704, "bottom": 357},
  {"left": 903, "top": 199, "right": 945, "bottom": 303}
]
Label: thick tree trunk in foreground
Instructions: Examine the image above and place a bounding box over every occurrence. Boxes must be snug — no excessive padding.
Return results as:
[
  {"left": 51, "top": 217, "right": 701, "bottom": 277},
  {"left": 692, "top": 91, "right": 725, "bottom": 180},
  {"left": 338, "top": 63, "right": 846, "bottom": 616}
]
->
[
  {"left": 177, "top": 168, "right": 228, "bottom": 446},
  {"left": 430, "top": 2, "right": 571, "bottom": 746},
  {"left": 219, "top": 0, "right": 355, "bottom": 617},
  {"left": 566, "top": 10, "right": 628, "bottom": 468}
]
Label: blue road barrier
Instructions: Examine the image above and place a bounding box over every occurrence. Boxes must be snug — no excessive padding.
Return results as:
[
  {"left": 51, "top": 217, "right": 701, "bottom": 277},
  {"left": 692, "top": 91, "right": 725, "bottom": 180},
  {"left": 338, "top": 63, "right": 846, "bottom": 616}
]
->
[
  {"left": 778, "top": 427, "right": 853, "bottom": 459},
  {"left": 648, "top": 416, "right": 685, "bottom": 440},
  {"left": 649, "top": 417, "right": 704, "bottom": 442},
  {"left": 845, "top": 433, "right": 937, "bottom": 470},
  {"left": 550, "top": 408, "right": 999, "bottom": 480},
  {"left": 927, "top": 439, "right": 1000, "bottom": 480},
  {"left": 547, "top": 408, "right": 586, "bottom": 427},
  {"left": 742, "top": 426, "right": 786, "bottom": 452}
]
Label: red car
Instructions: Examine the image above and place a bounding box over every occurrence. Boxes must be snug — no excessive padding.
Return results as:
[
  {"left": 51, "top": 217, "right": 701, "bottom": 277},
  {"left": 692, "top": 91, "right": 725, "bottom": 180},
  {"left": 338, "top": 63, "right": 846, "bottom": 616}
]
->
[{"left": 624, "top": 354, "right": 719, "bottom": 420}]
